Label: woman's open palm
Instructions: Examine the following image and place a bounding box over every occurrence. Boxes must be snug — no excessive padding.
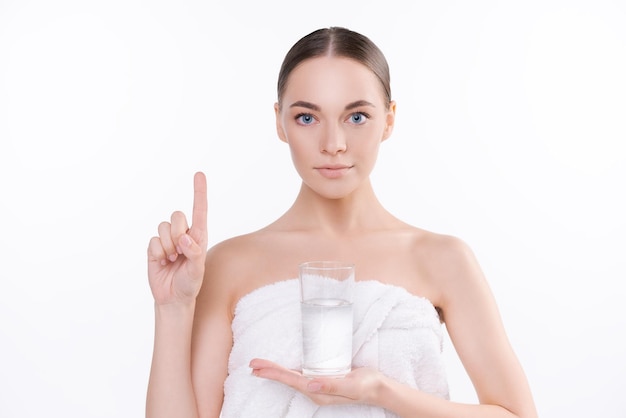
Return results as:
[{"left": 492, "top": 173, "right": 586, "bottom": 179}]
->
[{"left": 147, "top": 172, "right": 208, "bottom": 305}]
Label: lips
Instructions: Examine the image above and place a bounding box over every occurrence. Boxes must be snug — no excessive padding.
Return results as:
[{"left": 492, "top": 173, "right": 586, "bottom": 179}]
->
[{"left": 315, "top": 164, "right": 353, "bottom": 179}]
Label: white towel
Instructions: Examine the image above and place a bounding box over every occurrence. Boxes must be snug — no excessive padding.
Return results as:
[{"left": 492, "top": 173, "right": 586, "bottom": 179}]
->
[{"left": 221, "top": 279, "right": 449, "bottom": 418}]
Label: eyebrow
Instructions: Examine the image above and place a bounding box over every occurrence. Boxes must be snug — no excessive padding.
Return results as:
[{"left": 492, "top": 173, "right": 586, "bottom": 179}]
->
[{"left": 289, "top": 100, "right": 376, "bottom": 111}]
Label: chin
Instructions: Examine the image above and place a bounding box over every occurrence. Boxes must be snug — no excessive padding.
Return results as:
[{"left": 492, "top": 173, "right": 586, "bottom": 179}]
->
[{"left": 313, "top": 185, "right": 358, "bottom": 200}]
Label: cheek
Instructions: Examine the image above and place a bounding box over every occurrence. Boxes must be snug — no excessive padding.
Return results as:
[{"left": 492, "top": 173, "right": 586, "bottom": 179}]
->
[
  {"left": 284, "top": 125, "right": 318, "bottom": 150},
  {"left": 348, "top": 129, "right": 382, "bottom": 151},
  {"left": 351, "top": 135, "right": 382, "bottom": 166},
  {"left": 358, "top": 143, "right": 381, "bottom": 164},
  {"left": 286, "top": 136, "right": 314, "bottom": 166}
]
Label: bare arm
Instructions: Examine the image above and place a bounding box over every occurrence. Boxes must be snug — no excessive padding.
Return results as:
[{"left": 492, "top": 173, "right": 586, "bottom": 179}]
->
[
  {"left": 147, "top": 303, "right": 199, "bottom": 418},
  {"left": 369, "top": 237, "right": 538, "bottom": 417},
  {"left": 190, "top": 247, "right": 235, "bottom": 418},
  {"left": 146, "top": 172, "right": 208, "bottom": 418},
  {"left": 433, "top": 237, "right": 537, "bottom": 418}
]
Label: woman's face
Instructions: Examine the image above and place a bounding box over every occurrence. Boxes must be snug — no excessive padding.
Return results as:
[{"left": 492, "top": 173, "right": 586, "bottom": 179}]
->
[{"left": 275, "top": 56, "right": 396, "bottom": 200}]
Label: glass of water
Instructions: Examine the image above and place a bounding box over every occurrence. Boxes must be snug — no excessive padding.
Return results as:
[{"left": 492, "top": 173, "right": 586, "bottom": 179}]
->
[{"left": 299, "top": 261, "right": 355, "bottom": 378}]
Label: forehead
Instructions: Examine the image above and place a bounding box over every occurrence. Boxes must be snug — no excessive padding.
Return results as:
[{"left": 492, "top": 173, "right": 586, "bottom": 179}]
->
[{"left": 282, "top": 56, "right": 385, "bottom": 106}]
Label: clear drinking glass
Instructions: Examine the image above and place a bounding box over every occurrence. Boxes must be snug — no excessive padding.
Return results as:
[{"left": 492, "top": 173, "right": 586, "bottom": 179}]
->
[{"left": 299, "top": 261, "right": 355, "bottom": 378}]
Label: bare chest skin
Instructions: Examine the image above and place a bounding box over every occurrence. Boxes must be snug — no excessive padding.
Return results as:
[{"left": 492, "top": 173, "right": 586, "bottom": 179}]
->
[{"left": 224, "top": 227, "right": 441, "bottom": 317}]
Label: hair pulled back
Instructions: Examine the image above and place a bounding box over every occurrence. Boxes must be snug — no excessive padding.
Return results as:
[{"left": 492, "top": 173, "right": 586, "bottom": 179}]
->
[{"left": 276, "top": 27, "right": 391, "bottom": 110}]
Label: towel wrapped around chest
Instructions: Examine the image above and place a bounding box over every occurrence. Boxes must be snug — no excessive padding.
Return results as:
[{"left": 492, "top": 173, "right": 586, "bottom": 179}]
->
[{"left": 220, "top": 279, "right": 449, "bottom": 418}]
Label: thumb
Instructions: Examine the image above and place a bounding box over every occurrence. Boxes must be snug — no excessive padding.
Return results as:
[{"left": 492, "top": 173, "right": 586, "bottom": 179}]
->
[{"left": 178, "top": 233, "right": 205, "bottom": 266}]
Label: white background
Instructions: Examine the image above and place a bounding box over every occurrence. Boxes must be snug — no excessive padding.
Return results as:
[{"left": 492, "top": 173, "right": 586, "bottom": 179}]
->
[{"left": 1, "top": 0, "right": 625, "bottom": 417}]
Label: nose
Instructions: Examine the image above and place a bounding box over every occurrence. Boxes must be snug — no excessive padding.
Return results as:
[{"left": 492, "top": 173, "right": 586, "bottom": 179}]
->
[{"left": 320, "top": 124, "right": 347, "bottom": 155}]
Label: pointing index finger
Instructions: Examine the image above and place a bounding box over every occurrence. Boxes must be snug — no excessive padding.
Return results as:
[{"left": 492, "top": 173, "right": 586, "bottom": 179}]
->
[{"left": 191, "top": 171, "right": 208, "bottom": 238}]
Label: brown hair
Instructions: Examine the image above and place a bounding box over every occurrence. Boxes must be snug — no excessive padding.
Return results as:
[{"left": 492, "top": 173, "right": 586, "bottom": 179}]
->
[{"left": 276, "top": 27, "right": 391, "bottom": 110}]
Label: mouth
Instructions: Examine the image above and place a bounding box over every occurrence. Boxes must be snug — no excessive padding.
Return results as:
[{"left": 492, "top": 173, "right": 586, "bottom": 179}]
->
[{"left": 314, "top": 164, "right": 353, "bottom": 179}]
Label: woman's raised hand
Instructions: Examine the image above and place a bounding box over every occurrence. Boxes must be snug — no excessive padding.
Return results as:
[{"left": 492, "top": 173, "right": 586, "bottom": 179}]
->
[{"left": 147, "top": 172, "right": 208, "bottom": 306}]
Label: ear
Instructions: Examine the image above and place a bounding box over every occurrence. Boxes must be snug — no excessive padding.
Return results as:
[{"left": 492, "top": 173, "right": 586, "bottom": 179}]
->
[
  {"left": 274, "top": 102, "right": 288, "bottom": 143},
  {"left": 381, "top": 100, "right": 396, "bottom": 142}
]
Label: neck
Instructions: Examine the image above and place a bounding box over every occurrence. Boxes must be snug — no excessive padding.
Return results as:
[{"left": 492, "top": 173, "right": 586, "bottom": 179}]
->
[{"left": 284, "top": 180, "right": 394, "bottom": 235}]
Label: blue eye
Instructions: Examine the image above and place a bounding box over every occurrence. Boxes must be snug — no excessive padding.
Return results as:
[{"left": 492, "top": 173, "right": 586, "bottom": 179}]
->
[
  {"left": 296, "top": 113, "right": 315, "bottom": 125},
  {"left": 349, "top": 112, "right": 368, "bottom": 124}
]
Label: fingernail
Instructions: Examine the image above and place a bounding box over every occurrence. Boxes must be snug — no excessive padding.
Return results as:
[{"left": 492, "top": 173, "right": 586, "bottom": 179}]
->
[
  {"left": 307, "top": 381, "right": 322, "bottom": 392},
  {"left": 168, "top": 253, "right": 177, "bottom": 262}
]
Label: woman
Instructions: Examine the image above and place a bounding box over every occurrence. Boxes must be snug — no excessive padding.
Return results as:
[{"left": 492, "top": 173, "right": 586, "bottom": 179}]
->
[{"left": 146, "top": 27, "right": 538, "bottom": 418}]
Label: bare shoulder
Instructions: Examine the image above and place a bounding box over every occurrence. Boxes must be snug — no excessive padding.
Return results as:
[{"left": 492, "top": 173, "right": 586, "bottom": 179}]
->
[
  {"left": 205, "top": 232, "right": 269, "bottom": 272},
  {"left": 413, "top": 229, "right": 480, "bottom": 276},
  {"left": 197, "top": 230, "right": 279, "bottom": 318},
  {"left": 407, "top": 227, "right": 487, "bottom": 310}
]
